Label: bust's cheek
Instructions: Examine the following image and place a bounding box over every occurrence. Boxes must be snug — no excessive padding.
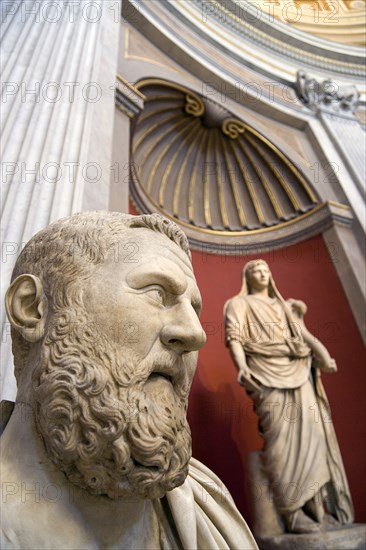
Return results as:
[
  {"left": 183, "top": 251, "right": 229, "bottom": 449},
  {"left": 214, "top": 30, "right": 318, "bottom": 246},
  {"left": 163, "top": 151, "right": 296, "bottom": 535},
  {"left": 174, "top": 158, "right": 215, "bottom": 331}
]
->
[{"left": 110, "top": 301, "right": 165, "bottom": 356}]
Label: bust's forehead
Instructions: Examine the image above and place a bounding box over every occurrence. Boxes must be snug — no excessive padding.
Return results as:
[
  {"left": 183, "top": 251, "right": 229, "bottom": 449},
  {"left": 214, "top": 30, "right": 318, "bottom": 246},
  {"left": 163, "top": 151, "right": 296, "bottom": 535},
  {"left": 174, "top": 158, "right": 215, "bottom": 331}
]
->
[{"left": 113, "top": 227, "right": 194, "bottom": 275}]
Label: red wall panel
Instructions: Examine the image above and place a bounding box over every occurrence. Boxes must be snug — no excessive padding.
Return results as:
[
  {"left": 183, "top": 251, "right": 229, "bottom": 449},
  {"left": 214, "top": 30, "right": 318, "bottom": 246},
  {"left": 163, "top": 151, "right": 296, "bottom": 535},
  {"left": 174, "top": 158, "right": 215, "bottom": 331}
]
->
[{"left": 189, "top": 236, "right": 366, "bottom": 526}]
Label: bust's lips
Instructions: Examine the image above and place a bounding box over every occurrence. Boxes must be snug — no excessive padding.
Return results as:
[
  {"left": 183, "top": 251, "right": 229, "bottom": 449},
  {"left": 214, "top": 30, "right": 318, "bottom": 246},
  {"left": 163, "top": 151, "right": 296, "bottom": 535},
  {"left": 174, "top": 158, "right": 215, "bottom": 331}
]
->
[
  {"left": 147, "top": 358, "right": 182, "bottom": 387},
  {"left": 147, "top": 372, "right": 173, "bottom": 384}
]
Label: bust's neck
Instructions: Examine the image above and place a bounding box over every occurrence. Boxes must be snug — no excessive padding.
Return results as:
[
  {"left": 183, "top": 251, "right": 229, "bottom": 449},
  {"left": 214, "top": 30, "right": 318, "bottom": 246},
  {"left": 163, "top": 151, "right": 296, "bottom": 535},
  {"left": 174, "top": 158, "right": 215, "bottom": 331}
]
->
[{"left": 1, "top": 403, "right": 166, "bottom": 549}]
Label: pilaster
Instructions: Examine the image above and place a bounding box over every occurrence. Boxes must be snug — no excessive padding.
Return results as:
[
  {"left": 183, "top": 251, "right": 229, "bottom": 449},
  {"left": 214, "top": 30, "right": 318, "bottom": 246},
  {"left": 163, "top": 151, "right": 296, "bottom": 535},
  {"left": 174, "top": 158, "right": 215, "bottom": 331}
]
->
[{"left": 1, "top": 0, "right": 121, "bottom": 400}]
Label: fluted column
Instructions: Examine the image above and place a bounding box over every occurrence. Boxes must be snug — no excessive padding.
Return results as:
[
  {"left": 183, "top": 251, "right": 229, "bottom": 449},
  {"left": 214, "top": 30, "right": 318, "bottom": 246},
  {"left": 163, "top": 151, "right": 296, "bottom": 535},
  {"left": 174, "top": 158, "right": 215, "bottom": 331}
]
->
[{"left": 1, "top": 0, "right": 121, "bottom": 400}]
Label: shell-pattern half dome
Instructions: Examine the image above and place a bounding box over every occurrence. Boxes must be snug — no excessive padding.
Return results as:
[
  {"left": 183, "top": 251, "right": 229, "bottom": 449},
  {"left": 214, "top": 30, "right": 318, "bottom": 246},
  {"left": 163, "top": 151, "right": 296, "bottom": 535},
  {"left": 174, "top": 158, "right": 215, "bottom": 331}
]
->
[{"left": 131, "top": 79, "right": 318, "bottom": 234}]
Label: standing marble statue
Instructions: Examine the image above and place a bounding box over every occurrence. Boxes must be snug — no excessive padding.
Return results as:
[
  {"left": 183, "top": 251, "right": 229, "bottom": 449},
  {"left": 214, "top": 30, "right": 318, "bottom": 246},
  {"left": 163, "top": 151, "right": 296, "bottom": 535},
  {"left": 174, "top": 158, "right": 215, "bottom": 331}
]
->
[
  {"left": 224, "top": 259, "right": 354, "bottom": 536},
  {"left": 1, "top": 212, "right": 258, "bottom": 550}
]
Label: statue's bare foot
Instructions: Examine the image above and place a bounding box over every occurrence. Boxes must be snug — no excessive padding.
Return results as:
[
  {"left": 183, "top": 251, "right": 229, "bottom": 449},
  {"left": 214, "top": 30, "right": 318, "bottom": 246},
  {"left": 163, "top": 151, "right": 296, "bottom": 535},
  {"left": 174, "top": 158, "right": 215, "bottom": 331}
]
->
[{"left": 286, "top": 510, "right": 321, "bottom": 534}]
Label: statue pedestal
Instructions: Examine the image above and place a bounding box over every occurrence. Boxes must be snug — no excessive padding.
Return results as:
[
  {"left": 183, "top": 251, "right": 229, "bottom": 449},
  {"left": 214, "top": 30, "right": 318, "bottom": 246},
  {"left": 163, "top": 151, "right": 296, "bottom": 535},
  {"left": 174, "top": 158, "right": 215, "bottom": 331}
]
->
[
  {"left": 257, "top": 524, "right": 366, "bottom": 550},
  {"left": 247, "top": 451, "right": 366, "bottom": 549}
]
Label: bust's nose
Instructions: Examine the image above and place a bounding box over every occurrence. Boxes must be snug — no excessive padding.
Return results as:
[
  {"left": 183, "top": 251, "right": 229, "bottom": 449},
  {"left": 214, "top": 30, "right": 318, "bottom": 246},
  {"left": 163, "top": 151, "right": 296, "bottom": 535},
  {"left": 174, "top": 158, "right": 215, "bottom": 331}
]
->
[{"left": 160, "top": 301, "right": 206, "bottom": 354}]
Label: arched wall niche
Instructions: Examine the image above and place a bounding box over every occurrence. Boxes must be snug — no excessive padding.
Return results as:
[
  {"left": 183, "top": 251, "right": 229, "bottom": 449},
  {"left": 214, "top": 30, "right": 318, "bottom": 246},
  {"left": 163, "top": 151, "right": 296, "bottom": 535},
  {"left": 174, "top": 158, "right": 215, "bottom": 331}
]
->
[{"left": 130, "top": 78, "right": 352, "bottom": 253}]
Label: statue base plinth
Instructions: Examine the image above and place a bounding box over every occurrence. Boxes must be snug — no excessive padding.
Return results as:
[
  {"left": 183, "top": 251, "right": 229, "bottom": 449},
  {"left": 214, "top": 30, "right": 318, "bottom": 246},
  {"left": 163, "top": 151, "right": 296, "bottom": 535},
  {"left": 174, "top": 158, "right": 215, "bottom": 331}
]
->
[
  {"left": 256, "top": 524, "right": 366, "bottom": 550},
  {"left": 247, "top": 451, "right": 365, "bottom": 549}
]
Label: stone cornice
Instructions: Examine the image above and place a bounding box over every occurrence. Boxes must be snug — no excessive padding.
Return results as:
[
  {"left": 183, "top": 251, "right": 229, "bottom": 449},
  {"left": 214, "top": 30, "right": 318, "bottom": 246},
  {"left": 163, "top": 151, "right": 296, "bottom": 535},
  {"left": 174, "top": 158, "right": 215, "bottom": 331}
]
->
[{"left": 131, "top": 183, "right": 353, "bottom": 253}]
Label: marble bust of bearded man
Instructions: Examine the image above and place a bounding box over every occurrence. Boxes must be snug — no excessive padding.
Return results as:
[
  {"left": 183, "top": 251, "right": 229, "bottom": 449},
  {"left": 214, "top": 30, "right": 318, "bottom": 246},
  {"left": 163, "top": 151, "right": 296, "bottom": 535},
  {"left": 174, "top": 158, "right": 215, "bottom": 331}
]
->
[{"left": 1, "top": 211, "right": 258, "bottom": 550}]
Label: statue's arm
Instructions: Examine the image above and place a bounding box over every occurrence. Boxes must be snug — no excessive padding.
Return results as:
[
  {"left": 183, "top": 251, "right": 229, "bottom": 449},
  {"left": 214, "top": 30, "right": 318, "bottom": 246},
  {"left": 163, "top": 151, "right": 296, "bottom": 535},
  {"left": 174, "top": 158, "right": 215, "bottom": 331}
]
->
[
  {"left": 228, "top": 340, "right": 249, "bottom": 382},
  {"left": 228, "top": 340, "right": 262, "bottom": 391},
  {"left": 301, "top": 326, "right": 337, "bottom": 373},
  {"left": 287, "top": 299, "right": 337, "bottom": 373},
  {"left": 224, "top": 298, "right": 262, "bottom": 391}
]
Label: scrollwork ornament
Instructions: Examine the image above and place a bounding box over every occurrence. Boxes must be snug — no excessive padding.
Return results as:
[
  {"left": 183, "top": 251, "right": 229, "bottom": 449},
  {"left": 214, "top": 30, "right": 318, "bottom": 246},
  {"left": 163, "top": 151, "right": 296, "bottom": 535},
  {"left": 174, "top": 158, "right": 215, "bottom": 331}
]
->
[
  {"left": 222, "top": 119, "right": 246, "bottom": 139},
  {"left": 184, "top": 94, "right": 205, "bottom": 117}
]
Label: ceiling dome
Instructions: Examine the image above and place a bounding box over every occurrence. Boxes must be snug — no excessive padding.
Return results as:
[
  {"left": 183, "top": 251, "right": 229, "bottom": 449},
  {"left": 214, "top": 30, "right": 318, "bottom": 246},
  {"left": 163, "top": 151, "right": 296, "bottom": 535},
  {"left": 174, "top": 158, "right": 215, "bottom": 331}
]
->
[{"left": 258, "top": 0, "right": 366, "bottom": 47}]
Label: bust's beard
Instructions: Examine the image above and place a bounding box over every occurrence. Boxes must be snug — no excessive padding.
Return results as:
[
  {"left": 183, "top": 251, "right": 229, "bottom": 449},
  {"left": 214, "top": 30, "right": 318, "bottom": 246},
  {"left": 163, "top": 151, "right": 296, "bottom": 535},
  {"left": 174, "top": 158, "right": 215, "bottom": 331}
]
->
[{"left": 32, "top": 310, "right": 192, "bottom": 500}]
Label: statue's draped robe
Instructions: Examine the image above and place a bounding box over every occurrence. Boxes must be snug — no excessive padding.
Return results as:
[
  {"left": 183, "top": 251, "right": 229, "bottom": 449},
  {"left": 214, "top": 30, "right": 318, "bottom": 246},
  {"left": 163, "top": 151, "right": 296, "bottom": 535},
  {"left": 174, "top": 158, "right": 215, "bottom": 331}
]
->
[
  {"left": 165, "top": 458, "right": 258, "bottom": 549},
  {"left": 224, "top": 295, "right": 353, "bottom": 521}
]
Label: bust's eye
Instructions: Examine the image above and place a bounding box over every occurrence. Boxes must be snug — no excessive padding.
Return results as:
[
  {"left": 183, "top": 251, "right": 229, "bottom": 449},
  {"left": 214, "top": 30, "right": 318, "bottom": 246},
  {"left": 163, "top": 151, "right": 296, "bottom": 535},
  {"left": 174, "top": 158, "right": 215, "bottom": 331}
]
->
[{"left": 146, "top": 287, "right": 166, "bottom": 305}]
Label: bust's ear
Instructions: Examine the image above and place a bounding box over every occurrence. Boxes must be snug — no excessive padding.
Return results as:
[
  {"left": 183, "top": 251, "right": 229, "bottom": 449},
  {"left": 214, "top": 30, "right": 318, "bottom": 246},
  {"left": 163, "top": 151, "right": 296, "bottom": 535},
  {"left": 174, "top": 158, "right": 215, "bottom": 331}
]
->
[{"left": 5, "top": 274, "right": 48, "bottom": 343}]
